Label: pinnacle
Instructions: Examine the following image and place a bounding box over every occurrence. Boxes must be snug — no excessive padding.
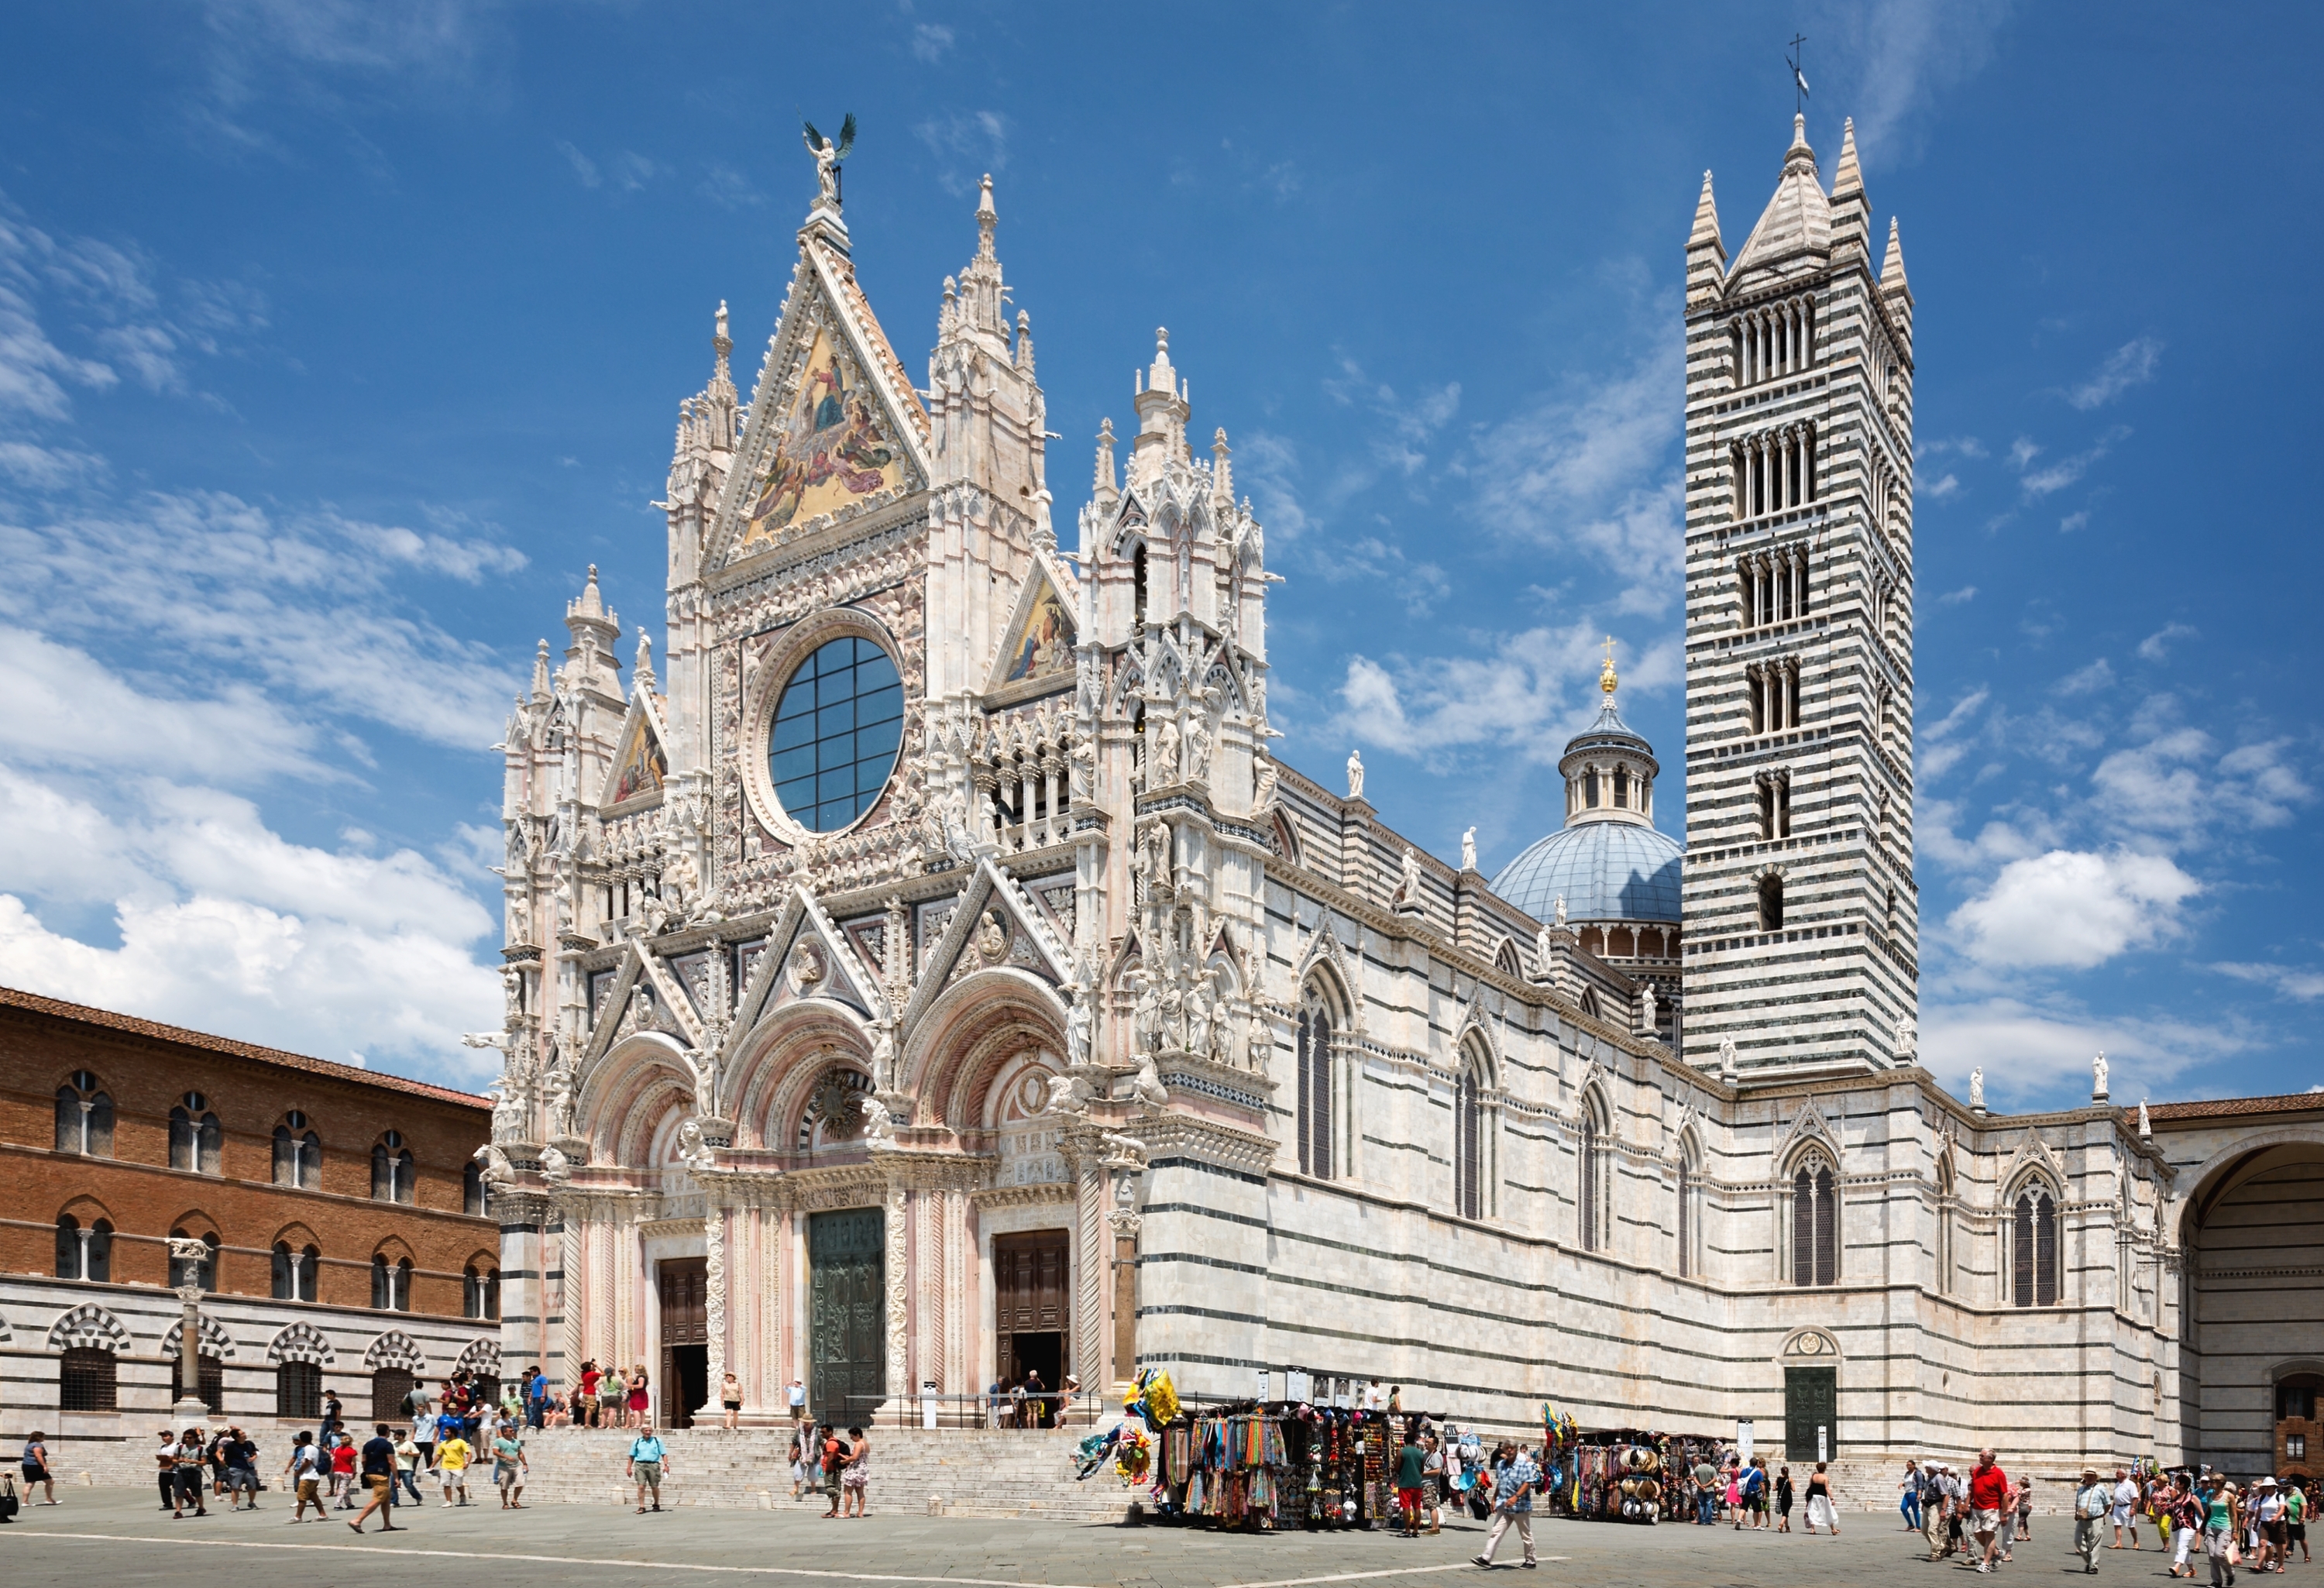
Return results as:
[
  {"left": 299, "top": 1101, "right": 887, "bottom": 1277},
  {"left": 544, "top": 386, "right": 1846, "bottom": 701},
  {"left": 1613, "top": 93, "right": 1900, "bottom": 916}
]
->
[
  {"left": 1689, "top": 169, "right": 1722, "bottom": 249},
  {"left": 1882, "top": 216, "right": 1910, "bottom": 293},
  {"left": 1833, "top": 118, "right": 1863, "bottom": 202}
]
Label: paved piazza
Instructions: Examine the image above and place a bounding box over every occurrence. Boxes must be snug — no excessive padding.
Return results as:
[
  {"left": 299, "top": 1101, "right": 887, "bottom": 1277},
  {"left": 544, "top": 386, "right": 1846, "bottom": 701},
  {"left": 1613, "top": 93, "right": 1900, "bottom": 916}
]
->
[{"left": 2, "top": 1490, "right": 2157, "bottom": 1588}]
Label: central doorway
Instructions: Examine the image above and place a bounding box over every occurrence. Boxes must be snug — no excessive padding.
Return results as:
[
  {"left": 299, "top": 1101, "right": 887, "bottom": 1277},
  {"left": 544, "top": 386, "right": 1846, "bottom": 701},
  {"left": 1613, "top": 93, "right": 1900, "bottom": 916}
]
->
[
  {"left": 995, "top": 1229, "right": 1070, "bottom": 1425},
  {"left": 808, "top": 1208, "right": 885, "bottom": 1425},
  {"left": 658, "top": 1256, "right": 707, "bottom": 1429}
]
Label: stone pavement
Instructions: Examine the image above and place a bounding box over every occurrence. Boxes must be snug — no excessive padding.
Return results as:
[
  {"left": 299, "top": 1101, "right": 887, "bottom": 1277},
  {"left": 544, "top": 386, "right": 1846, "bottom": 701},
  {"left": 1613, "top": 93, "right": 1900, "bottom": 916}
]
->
[{"left": 0, "top": 1488, "right": 2145, "bottom": 1588}]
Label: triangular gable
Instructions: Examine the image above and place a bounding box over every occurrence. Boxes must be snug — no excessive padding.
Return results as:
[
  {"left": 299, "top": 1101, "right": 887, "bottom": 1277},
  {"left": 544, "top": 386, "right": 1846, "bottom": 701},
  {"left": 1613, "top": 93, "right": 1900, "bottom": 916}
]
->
[
  {"left": 582, "top": 944, "right": 692, "bottom": 1068},
  {"left": 710, "top": 240, "right": 932, "bottom": 570},
  {"left": 600, "top": 693, "right": 671, "bottom": 809},
  {"left": 763, "top": 884, "right": 885, "bottom": 1023},
  {"left": 2001, "top": 1128, "right": 2068, "bottom": 1200},
  {"left": 898, "top": 858, "right": 1071, "bottom": 1039},
  {"left": 987, "top": 552, "right": 1080, "bottom": 694},
  {"left": 1777, "top": 1094, "right": 1841, "bottom": 1170}
]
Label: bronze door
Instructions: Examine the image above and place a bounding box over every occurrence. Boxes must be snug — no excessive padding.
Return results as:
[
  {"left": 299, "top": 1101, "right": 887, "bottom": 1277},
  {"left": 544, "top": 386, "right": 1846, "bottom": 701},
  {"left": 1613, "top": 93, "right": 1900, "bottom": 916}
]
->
[
  {"left": 808, "top": 1208, "right": 885, "bottom": 1423},
  {"left": 658, "top": 1256, "right": 707, "bottom": 1428}
]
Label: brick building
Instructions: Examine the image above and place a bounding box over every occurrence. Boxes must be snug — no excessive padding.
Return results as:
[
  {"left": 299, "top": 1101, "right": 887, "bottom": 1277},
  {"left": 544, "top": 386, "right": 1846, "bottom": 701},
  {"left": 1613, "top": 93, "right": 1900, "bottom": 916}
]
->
[{"left": 0, "top": 987, "right": 501, "bottom": 1473}]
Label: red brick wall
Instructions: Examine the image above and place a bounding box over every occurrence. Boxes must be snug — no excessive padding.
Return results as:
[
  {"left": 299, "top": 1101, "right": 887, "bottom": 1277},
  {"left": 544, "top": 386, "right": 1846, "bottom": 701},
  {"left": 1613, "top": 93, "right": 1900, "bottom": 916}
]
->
[{"left": 0, "top": 999, "right": 497, "bottom": 1318}]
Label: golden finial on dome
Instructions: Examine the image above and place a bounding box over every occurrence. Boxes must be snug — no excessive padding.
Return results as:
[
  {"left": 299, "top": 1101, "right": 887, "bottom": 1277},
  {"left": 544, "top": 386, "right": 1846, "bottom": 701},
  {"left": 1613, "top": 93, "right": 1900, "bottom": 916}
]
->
[{"left": 1600, "top": 634, "right": 1618, "bottom": 696}]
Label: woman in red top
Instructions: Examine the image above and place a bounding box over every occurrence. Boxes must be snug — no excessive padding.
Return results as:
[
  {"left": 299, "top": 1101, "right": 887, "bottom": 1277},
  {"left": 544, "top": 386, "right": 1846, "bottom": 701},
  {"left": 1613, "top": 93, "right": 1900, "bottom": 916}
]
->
[
  {"left": 579, "top": 1363, "right": 603, "bottom": 1428},
  {"left": 329, "top": 1435, "right": 359, "bottom": 1509}
]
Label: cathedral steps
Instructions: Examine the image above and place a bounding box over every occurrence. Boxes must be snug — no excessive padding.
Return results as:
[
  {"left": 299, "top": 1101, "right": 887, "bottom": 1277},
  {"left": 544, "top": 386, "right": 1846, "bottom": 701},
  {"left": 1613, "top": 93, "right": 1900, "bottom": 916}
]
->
[{"left": 511, "top": 1426, "right": 1138, "bottom": 1521}]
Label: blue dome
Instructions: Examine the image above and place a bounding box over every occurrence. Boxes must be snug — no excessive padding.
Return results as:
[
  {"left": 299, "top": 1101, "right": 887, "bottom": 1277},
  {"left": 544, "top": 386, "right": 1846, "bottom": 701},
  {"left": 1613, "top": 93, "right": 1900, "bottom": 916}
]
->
[{"left": 1491, "top": 821, "right": 1683, "bottom": 924}]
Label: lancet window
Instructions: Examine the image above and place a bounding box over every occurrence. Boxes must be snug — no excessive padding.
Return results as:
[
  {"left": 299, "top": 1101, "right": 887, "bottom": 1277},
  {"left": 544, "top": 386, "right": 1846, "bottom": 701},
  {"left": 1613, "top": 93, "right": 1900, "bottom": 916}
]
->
[
  {"left": 1296, "top": 992, "right": 1335, "bottom": 1181},
  {"left": 2010, "top": 1182, "right": 2061, "bottom": 1308},
  {"left": 1578, "top": 1094, "right": 1611, "bottom": 1252},
  {"left": 1756, "top": 770, "right": 1792, "bottom": 841},
  {"left": 1745, "top": 658, "right": 1800, "bottom": 735},
  {"left": 1738, "top": 546, "right": 1810, "bottom": 628},
  {"left": 1791, "top": 1155, "right": 1838, "bottom": 1287}
]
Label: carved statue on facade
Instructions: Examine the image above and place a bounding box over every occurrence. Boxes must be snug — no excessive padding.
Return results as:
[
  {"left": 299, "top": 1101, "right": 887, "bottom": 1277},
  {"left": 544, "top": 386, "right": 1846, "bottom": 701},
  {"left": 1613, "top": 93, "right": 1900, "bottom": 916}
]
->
[
  {"left": 1131, "top": 1053, "right": 1170, "bottom": 1109},
  {"left": 2138, "top": 1098, "right": 2152, "bottom": 1139},
  {"left": 1638, "top": 981, "right": 1658, "bottom": 1036},
  {"left": 1346, "top": 748, "right": 1364, "bottom": 800},
  {"left": 801, "top": 113, "right": 855, "bottom": 208},
  {"left": 1894, "top": 1012, "right": 1918, "bottom": 1061},
  {"left": 685, "top": 1048, "right": 720, "bottom": 1120},
  {"left": 2092, "top": 1050, "right": 2109, "bottom": 1098},
  {"left": 1461, "top": 827, "right": 1477, "bottom": 872},
  {"left": 1535, "top": 926, "right": 1556, "bottom": 979},
  {"left": 858, "top": 1093, "right": 897, "bottom": 1147},
  {"left": 1554, "top": 894, "right": 1567, "bottom": 928},
  {"left": 1044, "top": 1070, "right": 1094, "bottom": 1116},
  {"left": 1395, "top": 845, "right": 1422, "bottom": 904},
  {"left": 1184, "top": 966, "right": 1217, "bottom": 1062},
  {"left": 1153, "top": 717, "right": 1181, "bottom": 785},
  {"left": 1068, "top": 734, "right": 1095, "bottom": 803},
  {"left": 1064, "top": 986, "right": 1092, "bottom": 1067},
  {"left": 540, "top": 1144, "right": 572, "bottom": 1185},
  {"left": 1717, "top": 1036, "right": 1738, "bottom": 1078},
  {"left": 869, "top": 1026, "right": 896, "bottom": 1091},
  {"left": 1968, "top": 1067, "right": 1985, "bottom": 1110},
  {"left": 1245, "top": 1005, "right": 1270, "bottom": 1070},
  {"left": 543, "top": 1063, "right": 576, "bottom": 1139},
  {"left": 473, "top": 1141, "right": 516, "bottom": 1191},
  {"left": 1252, "top": 750, "right": 1279, "bottom": 813},
  {"left": 675, "top": 1117, "right": 717, "bottom": 1174}
]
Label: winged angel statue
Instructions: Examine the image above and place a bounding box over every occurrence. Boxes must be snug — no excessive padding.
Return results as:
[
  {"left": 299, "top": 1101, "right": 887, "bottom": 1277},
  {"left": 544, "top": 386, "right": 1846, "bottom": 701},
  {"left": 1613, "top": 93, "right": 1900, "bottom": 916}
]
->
[{"left": 803, "top": 114, "right": 856, "bottom": 207}]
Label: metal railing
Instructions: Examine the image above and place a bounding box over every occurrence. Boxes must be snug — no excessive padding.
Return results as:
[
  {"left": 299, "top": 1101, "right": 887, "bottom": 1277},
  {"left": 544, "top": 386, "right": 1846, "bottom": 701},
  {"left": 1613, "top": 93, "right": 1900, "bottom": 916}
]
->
[{"left": 841, "top": 1390, "right": 1112, "bottom": 1432}]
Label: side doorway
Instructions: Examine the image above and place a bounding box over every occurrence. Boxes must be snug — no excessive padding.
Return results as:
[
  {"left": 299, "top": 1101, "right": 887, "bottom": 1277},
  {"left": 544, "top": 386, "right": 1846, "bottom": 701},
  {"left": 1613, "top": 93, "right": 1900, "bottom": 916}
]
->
[
  {"left": 994, "top": 1229, "right": 1070, "bottom": 1425},
  {"left": 658, "top": 1256, "right": 707, "bottom": 1430}
]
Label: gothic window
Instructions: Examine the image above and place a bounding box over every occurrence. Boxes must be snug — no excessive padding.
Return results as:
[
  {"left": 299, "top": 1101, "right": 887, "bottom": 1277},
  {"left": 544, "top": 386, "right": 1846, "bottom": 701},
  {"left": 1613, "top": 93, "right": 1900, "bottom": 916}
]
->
[
  {"left": 58, "top": 1346, "right": 118, "bottom": 1412},
  {"left": 1297, "top": 998, "right": 1335, "bottom": 1180},
  {"left": 1792, "top": 1158, "right": 1838, "bottom": 1286},
  {"left": 1758, "top": 874, "right": 1784, "bottom": 932},
  {"left": 1454, "top": 1061, "right": 1485, "bottom": 1221},
  {"left": 768, "top": 635, "right": 905, "bottom": 834},
  {"left": 1578, "top": 1095, "right": 1611, "bottom": 1252},
  {"left": 53, "top": 1071, "right": 114, "bottom": 1157},
  {"left": 1676, "top": 1139, "right": 1703, "bottom": 1278},
  {"left": 169, "top": 1227, "right": 220, "bottom": 1291},
  {"left": 1934, "top": 1156, "right": 1956, "bottom": 1296},
  {"left": 2012, "top": 1184, "right": 2060, "bottom": 1307},
  {"left": 464, "top": 1260, "right": 501, "bottom": 1320},
  {"left": 273, "top": 1241, "right": 319, "bottom": 1301},
  {"left": 463, "top": 1158, "right": 486, "bottom": 1215},
  {"left": 170, "top": 1093, "right": 223, "bottom": 1175},
  {"left": 371, "top": 1132, "right": 415, "bottom": 1204},
  {"left": 1133, "top": 545, "right": 1149, "bottom": 627},
  {"left": 372, "top": 1251, "right": 414, "bottom": 1312},
  {"left": 54, "top": 1213, "right": 112, "bottom": 1281},
  {"left": 273, "top": 1113, "right": 321, "bottom": 1188}
]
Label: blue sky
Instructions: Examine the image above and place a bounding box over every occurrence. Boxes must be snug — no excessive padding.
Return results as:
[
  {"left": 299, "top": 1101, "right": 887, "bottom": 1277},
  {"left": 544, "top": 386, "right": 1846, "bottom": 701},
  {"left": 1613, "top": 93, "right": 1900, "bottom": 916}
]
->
[{"left": 1, "top": 1, "right": 2318, "bottom": 1111}]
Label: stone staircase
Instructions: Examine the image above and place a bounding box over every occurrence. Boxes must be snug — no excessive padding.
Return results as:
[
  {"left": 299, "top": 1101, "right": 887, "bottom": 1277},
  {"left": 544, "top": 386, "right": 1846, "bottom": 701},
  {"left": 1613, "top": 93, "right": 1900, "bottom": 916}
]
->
[{"left": 515, "top": 1426, "right": 1139, "bottom": 1521}]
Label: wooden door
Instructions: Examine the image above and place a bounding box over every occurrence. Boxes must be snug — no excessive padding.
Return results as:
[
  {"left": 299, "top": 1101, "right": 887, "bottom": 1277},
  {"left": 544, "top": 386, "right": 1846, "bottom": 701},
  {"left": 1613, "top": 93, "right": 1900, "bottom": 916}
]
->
[
  {"left": 994, "top": 1228, "right": 1070, "bottom": 1386},
  {"left": 658, "top": 1256, "right": 707, "bottom": 1428}
]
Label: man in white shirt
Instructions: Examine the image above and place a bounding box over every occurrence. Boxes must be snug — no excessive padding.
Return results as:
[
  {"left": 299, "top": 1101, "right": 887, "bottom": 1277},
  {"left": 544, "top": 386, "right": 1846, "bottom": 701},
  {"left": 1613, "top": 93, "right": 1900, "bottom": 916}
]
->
[
  {"left": 787, "top": 1378, "right": 808, "bottom": 1423},
  {"left": 2113, "top": 1469, "right": 2141, "bottom": 1549}
]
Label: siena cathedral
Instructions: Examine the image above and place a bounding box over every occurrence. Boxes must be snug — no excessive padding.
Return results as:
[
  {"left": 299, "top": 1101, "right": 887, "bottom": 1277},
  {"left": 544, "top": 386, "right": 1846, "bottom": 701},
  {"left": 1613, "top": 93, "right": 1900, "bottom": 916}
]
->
[{"left": 479, "top": 116, "right": 2321, "bottom": 1480}]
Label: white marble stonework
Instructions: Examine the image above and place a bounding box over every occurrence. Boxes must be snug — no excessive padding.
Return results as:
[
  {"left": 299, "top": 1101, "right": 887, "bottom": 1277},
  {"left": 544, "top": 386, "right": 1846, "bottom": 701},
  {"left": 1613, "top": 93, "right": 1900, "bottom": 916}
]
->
[{"left": 475, "top": 127, "right": 2320, "bottom": 1476}]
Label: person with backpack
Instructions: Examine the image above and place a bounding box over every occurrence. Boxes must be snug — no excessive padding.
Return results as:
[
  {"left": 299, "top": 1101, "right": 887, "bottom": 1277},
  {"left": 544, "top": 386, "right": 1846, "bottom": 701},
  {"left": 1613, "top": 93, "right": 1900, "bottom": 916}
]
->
[
  {"left": 820, "top": 1425, "right": 846, "bottom": 1518},
  {"left": 1735, "top": 1457, "right": 1765, "bottom": 1530},
  {"left": 284, "top": 1429, "right": 326, "bottom": 1521},
  {"left": 170, "top": 1428, "right": 210, "bottom": 1518},
  {"left": 627, "top": 1425, "right": 669, "bottom": 1513}
]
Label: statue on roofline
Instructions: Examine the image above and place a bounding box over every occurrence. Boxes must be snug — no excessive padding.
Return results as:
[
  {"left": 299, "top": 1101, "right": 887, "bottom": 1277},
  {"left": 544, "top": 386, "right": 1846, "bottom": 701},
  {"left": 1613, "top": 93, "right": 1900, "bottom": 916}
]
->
[{"left": 802, "top": 113, "right": 856, "bottom": 208}]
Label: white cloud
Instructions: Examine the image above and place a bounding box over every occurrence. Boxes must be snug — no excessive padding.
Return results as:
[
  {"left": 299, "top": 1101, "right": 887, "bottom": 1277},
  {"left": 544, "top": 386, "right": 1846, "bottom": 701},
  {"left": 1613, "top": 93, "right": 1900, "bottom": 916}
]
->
[
  {"left": 0, "top": 490, "right": 521, "bottom": 750},
  {"left": 1937, "top": 584, "right": 1977, "bottom": 606},
  {"left": 1337, "top": 622, "right": 1681, "bottom": 768},
  {"left": 700, "top": 165, "right": 766, "bottom": 211},
  {"left": 914, "top": 112, "right": 1009, "bottom": 196},
  {"left": 2137, "top": 621, "right": 2197, "bottom": 661},
  {"left": 2058, "top": 509, "right": 2089, "bottom": 533},
  {"left": 1465, "top": 334, "right": 1685, "bottom": 610},
  {"left": 1824, "top": 0, "right": 2010, "bottom": 169},
  {"left": 555, "top": 140, "right": 600, "bottom": 189},
  {"left": 1927, "top": 473, "right": 1959, "bottom": 499},
  {"left": 1948, "top": 848, "right": 2201, "bottom": 969},
  {"left": 909, "top": 23, "right": 954, "bottom": 62},
  {"left": 2212, "top": 961, "right": 2324, "bottom": 1003},
  {"left": 1313, "top": 534, "right": 1452, "bottom": 616},
  {"left": 2020, "top": 425, "right": 2130, "bottom": 498},
  {"left": 2068, "top": 337, "right": 2163, "bottom": 410},
  {"left": 0, "top": 769, "right": 499, "bottom": 1077},
  {"left": 2055, "top": 658, "right": 2113, "bottom": 696},
  {"left": 1920, "top": 995, "right": 2245, "bottom": 1107},
  {"left": 2092, "top": 724, "right": 2309, "bottom": 839}
]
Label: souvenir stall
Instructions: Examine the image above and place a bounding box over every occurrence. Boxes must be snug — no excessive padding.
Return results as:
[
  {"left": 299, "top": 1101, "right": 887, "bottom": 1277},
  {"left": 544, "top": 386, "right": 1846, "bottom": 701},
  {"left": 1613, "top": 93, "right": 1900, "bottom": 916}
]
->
[
  {"left": 1153, "top": 1410, "right": 1289, "bottom": 1528},
  {"left": 1537, "top": 1403, "right": 1723, "bottom": 1525}
]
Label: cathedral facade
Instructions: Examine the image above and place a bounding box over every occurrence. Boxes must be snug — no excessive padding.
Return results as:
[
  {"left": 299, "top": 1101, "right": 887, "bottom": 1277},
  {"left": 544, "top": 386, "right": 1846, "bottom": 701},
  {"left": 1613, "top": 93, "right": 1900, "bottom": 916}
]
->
[{"left": 481, "top": 121, "right": 2319, "bottom": 1479}]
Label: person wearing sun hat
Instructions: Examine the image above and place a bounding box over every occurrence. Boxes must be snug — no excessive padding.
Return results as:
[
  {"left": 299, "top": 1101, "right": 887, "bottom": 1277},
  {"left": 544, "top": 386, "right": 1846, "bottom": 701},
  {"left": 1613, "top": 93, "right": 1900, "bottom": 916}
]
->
[
  {"left": 2253, "top": 1476, "right": 2286, "bottom": 1575},
  {"left": 2076, "top": 1468, "right": 2111, "bottom": 1573}
]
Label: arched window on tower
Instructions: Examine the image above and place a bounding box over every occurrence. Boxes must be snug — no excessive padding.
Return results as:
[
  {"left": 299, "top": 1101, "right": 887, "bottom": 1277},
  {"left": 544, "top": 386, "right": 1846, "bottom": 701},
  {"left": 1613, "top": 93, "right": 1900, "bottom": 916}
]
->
[
  {"left": 1578, "top": 1095, "right": 1611, "bottom": 1253},
  {"left": 54, "top": 1071, "right": 115, "bottom": 1157},
  {"left": 1792, "top": 1157, "right": 1838, "bottom": 1287},
  {"left": 1132, "top": 544, "right": 1149, "bottom": 628},
  {"left": 1297, "top": 995, "right": 1335, "bottom": 1180},
  {"left": 2012, "top": 1184, "right": 2060, "bottom": 1307},
  {"left": 1758, "top": 874, "right": 1784, "bottom": 932}
]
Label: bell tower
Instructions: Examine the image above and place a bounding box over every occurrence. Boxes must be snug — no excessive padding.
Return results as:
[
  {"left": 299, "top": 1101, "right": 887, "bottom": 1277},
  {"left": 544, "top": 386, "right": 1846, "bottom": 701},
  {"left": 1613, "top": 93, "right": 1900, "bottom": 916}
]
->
[{"left": 1679, "top": 115, "right": 1919, "bottom": 1078}]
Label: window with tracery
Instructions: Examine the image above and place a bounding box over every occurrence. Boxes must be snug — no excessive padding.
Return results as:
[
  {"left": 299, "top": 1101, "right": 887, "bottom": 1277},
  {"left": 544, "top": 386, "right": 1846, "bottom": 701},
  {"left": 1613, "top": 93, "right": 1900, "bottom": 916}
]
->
[
  {"left": 1297, "top": 997, "right": 1334, "bottom": 1179},
  {"left": 273, "top": 1240, "right": 319, "bottom": 1301},
  {"left": 273, "top": 1112, "right": 321, "bottom": 1188},
  {"left": 2012, "top": 1184, "right": 2059, "bottom": 1307},
  {"left": 170, "top": 1093, "right": 223, "bottom": 1175},
  {"left": 54, "top": 1071, "right": 114, "bottom": 1157},
  {"left": 1579, "top": 1098, "right": 1611, "bottom": 1252},
  {"left": 1454, "top": 1064, "right": 1484, "bottom": 1220},
  {"left": 372, "top": 1131, "right": 415, "bottom": 1204},
  {"left": 1792, "top": 1158, "right": 1838, "bottom": 1286},
  {"left": 1676, "top": 1143, "right": 1703, "bottom": 1278}
]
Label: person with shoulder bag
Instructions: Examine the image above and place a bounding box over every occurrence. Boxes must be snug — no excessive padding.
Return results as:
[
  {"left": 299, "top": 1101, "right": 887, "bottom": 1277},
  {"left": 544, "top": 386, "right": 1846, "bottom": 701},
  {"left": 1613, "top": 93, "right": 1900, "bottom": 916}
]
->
[{"left": 2075, "top": 1467, "right": 2111, "bottom": 1573}]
